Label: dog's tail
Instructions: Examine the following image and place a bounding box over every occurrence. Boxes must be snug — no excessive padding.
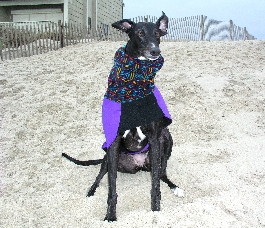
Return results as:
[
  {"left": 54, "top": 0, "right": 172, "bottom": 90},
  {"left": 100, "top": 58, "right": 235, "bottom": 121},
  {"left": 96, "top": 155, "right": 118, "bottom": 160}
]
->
[{"left": 62, "top": 153, "right": 103, "bottom": 166}]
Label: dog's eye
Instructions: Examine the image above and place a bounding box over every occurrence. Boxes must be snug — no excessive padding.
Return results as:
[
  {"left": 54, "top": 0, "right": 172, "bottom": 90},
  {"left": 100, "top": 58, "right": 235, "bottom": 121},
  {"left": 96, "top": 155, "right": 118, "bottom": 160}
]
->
[
  {"left": 138, "top": 30, "right": 144, "bottom": 37},
  {"left": 155, "top": 31, "right": 161, "bottom": 37}
]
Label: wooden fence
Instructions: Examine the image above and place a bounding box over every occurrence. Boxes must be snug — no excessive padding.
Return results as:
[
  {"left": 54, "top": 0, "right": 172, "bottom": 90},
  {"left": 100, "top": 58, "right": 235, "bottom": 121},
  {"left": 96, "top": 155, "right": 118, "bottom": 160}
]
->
[{"left": 0, "top": 15, "right": 256, "bottom": 61}]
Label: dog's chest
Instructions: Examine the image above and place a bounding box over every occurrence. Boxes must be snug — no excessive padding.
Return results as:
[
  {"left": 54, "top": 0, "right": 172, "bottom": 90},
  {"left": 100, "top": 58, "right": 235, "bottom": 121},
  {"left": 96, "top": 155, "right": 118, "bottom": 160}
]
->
[{"left": 131, "top": 153, "right": 148, "bottom": 167}]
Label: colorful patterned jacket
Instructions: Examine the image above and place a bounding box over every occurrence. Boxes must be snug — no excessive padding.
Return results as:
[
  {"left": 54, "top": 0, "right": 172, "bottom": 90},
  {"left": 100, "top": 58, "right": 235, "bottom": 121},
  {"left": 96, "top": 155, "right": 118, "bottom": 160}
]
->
[{"left": 104, "top": 46, "right": 164, "bottom": 103}]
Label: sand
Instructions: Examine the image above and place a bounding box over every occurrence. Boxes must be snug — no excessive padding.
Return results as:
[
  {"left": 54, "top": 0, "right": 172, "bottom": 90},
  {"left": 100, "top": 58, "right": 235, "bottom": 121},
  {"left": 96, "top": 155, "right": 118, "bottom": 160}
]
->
[{"left": 1, "top": 40, "right": 265, "bottom": 227}]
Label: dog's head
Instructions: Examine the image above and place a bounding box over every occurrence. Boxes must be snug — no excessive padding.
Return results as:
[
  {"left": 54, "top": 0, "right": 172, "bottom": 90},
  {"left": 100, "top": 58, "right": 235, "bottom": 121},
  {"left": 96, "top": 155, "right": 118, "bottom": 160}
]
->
[{"left": 112, "top": 12, "right": 168, "bottom": 60}]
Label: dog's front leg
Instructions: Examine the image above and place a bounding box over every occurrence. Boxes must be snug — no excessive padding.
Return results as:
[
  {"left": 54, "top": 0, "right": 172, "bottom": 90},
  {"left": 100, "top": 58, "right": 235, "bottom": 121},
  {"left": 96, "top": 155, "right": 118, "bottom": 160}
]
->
[
  {"left": 104, "top": 135, "right": 121, "bottom": 222},
  {"left": 147, "top": 118, "right": 164, "bottom": 211}
]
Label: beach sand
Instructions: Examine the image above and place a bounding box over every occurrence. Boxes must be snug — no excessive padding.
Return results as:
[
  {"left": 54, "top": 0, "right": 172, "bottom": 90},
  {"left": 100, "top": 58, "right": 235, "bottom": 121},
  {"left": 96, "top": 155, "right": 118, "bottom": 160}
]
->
[{"left": 1, "top": 40, "right": 265, "bottom": 227}]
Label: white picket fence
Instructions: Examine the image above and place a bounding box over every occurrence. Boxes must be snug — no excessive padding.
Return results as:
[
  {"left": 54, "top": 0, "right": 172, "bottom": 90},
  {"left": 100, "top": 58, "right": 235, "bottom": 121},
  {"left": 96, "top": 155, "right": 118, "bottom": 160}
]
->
[{"left": 136, "top": 15, "right": 255, "bottom": 41}]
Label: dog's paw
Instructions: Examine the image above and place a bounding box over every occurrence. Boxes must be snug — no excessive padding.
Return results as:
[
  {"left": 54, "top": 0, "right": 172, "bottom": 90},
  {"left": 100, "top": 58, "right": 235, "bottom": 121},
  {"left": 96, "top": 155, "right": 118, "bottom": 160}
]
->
[
  {"left": 104, "top": 215, "right": 117, "bottom": 222},
  {"left": 171, "top": 187, "right": 184, "bottom": 198},
  {"left": 87, "top": 188, "right": 96, "bottom": 197}
]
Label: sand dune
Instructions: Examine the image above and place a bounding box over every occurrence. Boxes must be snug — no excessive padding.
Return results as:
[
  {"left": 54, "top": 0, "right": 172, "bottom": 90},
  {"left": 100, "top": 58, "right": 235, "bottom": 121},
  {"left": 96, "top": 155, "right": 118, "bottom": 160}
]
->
[{"left": 1, "top": 40, "right": 265, "bottom": 227}]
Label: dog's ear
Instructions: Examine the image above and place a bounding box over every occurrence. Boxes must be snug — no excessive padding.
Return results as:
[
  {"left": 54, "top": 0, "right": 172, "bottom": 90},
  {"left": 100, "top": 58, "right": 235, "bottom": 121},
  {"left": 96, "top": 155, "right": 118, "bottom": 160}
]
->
[
  {"left": 112, "top": 19, "right": 135, "bottom": 33},
  {"left": 156, "top": 11, "right": 168, "bottom": 36}
]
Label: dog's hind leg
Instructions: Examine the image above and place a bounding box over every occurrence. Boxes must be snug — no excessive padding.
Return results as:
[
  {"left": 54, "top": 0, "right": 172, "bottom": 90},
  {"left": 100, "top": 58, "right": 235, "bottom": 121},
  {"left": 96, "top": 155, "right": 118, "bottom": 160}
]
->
[
  {"left": 160, "top": 128, "right": 184, "bottom": 198},
  {"left": 87, "top": 154, "right": 108, "bottom": 197},
  {"left": 104, "top": 135, "right": 121, "bottom": 222}
]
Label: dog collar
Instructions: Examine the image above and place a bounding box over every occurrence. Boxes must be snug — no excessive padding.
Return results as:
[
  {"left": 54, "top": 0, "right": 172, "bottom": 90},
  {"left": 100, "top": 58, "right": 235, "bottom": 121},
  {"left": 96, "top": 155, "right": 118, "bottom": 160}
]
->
[
  {"left": 121, "top": 143, "right": 149, "bottom": 155},
  {"left": 104, "top": 46, "right": 164, "bottom": 103}
]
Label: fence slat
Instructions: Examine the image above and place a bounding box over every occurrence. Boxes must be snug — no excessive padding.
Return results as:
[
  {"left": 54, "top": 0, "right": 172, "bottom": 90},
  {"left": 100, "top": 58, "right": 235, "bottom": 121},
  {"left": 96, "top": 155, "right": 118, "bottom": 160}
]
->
[
  {"left": 39, "top": 24, "right": 42, "bottom": 54},
  {"left": 30, "top": 25, "right": 34, "bottom": 56},
  {"left": 0, "top": 26, "right": 3, "bottom": 61},
  {"left": 6, "top": 27, "right": 11, "bottom": 60},
  {"left": 10, "top": 27, "right": 15, "bottom": 59},
  {"left": 54, "top": 24, "right": 57, "bottom": 50},
  {"left": 2, "top": 25, "right": 7, "bottom": 60},
  {"left": 34, "top": 25, "right": 38, "bottom": 55},
  {"left": 26, "top": 26, "right": 29, "bottom": 56}
]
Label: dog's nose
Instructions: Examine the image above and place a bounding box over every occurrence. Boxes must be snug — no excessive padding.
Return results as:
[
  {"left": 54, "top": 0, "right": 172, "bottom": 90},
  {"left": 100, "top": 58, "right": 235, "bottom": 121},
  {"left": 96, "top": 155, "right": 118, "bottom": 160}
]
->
[{"left": 150, "top": 47, "right": 161, "bottom": 57}]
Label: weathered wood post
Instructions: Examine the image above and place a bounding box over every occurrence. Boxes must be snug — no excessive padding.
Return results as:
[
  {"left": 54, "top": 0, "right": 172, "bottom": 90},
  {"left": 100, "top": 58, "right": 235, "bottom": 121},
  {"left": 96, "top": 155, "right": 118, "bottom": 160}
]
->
[
  {"left": 200, "top": 15, "right": 205, "bottom": 41},
  {"left": 6, "top": 27, "right": 11, "bottom": 60},
  {"left": 34, "top": 24, "right": 38, "bottom": 55},
  {"left": 229, "top": 20, "right": 234, "bottom": 41},
  {"left": 58, "top": 20, "right": 64, "bottom": 48},
  {"left": 0, "top": 26, "right": 3, "bottom": 60},
  {"left": 0, "top": 25, "right": 5, "bottom": 60},
  {"left": 244, "top": 27, "right": 247, "bottom": 40}
]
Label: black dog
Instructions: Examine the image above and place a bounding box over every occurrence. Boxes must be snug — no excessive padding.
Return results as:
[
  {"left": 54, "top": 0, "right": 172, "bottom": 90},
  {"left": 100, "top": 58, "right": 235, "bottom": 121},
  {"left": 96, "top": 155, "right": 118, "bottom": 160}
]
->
[{"left": 62, "top": 12, "right": 183, "bottom": 222}]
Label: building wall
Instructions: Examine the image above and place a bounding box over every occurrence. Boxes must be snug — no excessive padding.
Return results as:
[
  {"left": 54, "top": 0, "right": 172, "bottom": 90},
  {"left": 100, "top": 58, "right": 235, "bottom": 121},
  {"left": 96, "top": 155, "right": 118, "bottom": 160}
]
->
[
  {"left": 67, "top": 0, "right": 87, "bottom": 26},
  {"left": 91, "top": 0, "right": 123, "bottom": 27},
  {"left": 0, "top": 0, "right": 123, "bottom": 28},
  {"left": 0, "top": 0, "right": 64, "bottom": 5},
  {"left": 11, "top": 8, "right": 63, "bottom": 23},
  {"left": 87, "top": 0, "right": 92, "bottom": 27},
  {"left": 0, "top": 6, "right": 11, "bottom": 22}
]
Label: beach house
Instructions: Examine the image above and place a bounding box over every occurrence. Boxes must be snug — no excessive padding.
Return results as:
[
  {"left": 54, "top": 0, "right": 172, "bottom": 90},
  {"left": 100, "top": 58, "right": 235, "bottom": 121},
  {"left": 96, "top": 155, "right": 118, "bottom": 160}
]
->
[{"left": 0, "top": 0, "right": 124, "bottom": 27}]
